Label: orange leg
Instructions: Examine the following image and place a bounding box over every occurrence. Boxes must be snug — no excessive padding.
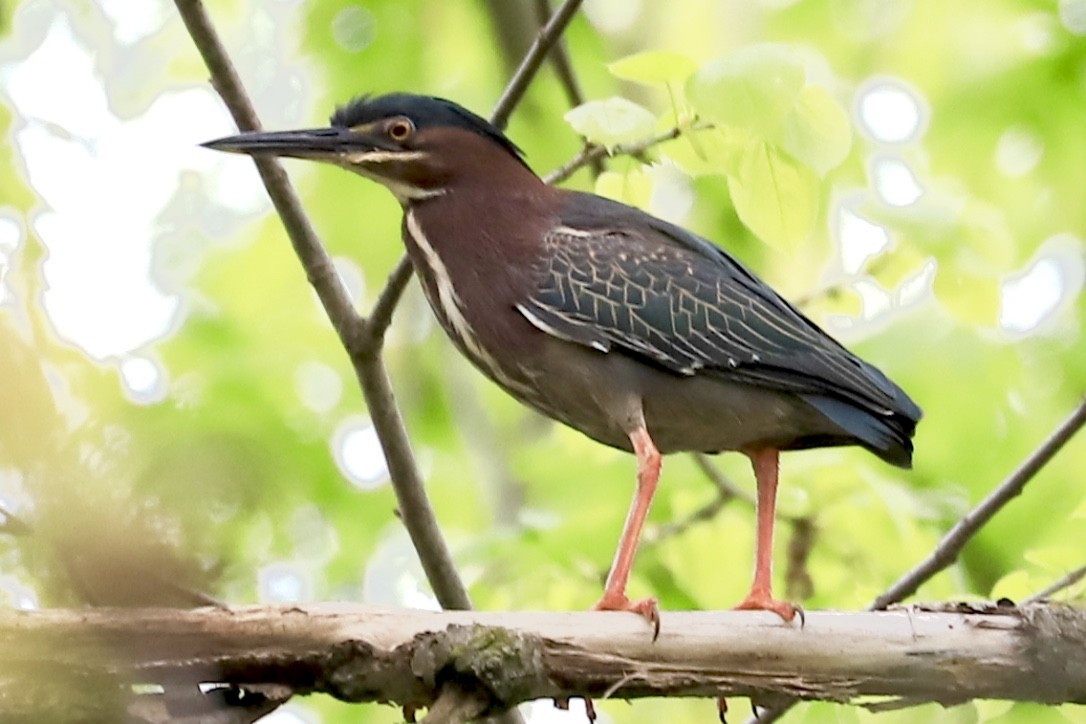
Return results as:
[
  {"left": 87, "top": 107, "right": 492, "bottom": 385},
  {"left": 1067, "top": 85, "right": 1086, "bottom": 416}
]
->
[
  {"left": 734, "top": 448, "right": 801, "bottom": 623},
  {"left": 592, "top": 425, "right": 662, "bottom": 638}
]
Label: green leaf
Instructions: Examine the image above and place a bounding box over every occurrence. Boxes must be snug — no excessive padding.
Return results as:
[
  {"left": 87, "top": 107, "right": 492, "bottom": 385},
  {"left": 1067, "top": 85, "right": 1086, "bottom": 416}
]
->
[
  {"left": 564, "top": 97, "right": 657, "bottom": 151},
  {"left": 990, "top": 569, "right": 1047, "bottom": 601},
  {"left": 775, "top": 85, "right": 853, "bottom": 176},
  {"left": 1024, "top": 544, "right": 1085, "bottom": 572},
  {"left": 594, "top": 168, "right": 653, "bottom": 208},
  {"left": 727, "top": 140, "right": 819, "bottom": 250},
  {"left": 868, "top": 245, "right": 929, "bottom": 287},
  {"left": 608, "top": 50, "right": 697, "bottom": 86},
  {"left": 687, "top": 44, "right": 806, "bottom": 131},
  {"left": 661, "top": 126, "right": 751, "bottom": 177}
]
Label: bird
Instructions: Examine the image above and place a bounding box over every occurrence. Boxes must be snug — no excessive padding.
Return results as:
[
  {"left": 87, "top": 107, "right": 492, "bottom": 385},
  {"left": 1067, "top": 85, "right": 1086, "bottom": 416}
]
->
[{"left": 204, "top": 93, "right": 921, "bottom": 629}]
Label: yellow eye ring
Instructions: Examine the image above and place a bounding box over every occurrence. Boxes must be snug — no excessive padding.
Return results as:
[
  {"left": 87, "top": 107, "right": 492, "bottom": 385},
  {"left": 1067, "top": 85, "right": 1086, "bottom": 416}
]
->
[{"left": 388, "top": 119, "right": 414, "bottom": 142}]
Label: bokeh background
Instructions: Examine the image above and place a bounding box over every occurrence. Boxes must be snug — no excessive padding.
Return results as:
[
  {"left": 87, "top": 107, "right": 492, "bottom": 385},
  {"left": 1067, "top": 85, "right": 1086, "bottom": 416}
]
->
[{"left": 1, "top": 0, "right": 1085, "bottom": 722}]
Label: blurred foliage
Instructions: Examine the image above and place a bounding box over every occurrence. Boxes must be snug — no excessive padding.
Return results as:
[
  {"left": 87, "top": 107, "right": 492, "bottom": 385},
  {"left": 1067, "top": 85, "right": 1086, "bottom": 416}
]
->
[{"left": 1, "top": 1, "right": 1086, "bottom": 723}]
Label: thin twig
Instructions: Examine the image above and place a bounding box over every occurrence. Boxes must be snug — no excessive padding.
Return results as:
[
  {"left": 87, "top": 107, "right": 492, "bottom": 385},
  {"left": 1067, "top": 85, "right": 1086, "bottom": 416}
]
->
[
  {"left": 691, "top": 453, "right": 753, "bottom": 503},
  {"left": 545, "top": 124, "right": 702, "bottom": 185},
  {"left": 530, "top": 0, "right": 604, "bottom": 179},
  {"left": 532, "top": 0, "right": 586, "bottom": 110},
  {"left": 361, "top": 254, "right": 415, "bottom": 347},
  {"left": 647, "top": 492, "right": 731, "bottom": 543},
  {"left": 646, "top": 454, "right": 746, "bottom": 543},
  {"left": 491, "top": 0, "right": 585, "bottom": 130},
  {"left": 173, "top": 0, "right": 471, "bottom": 611},
  {"left": 1025, "top": 564, "right": 1086, "bottom": 605},
  {"left": 870, "top": 398, "right": 1086, "bottom": 611}
]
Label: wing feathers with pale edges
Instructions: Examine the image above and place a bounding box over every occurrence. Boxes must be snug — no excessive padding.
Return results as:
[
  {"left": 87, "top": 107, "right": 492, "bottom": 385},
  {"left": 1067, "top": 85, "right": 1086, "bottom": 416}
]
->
[{"left": 516, "top": 192, "right": 922, "bottom": 427}]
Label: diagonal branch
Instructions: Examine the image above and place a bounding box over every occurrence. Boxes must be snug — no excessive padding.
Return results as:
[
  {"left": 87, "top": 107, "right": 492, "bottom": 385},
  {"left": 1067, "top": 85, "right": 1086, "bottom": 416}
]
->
[
  {"left": 491, "top": 0, "right": 585, "bottom": 130},
  {"left": 869, "top": 398, "right": 1086, "bottom": 611},
  {"left": 1026, "top": 564, "right": 1086, "bottom": 605},
  {"left": 175, "top": 3, "right": 359, "bottom": 340},
  {"left": 645, "top": 454, "right": 748, "bottom": 544},
  {"left": 173, "top": 0, "right": 471, "bottom": 612},
  {"left": 361, "top": 254, "right": 415, "bottom": 347},
  {"left": 532, "top": 0, "right": 587, "bottom": 111},
  {"left": 177, "top": 3, "right": 588, "bottom": 722}
]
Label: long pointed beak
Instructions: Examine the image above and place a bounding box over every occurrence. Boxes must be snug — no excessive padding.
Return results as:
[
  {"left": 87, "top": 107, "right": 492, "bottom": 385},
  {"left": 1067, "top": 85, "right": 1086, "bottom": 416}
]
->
[{"left": 201, "top": 127, "right": 396, "bottom": 159}]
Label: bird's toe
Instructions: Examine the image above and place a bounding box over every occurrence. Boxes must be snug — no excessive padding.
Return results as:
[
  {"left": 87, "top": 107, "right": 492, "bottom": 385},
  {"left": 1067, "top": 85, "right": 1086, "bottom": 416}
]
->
[
  {"left": 733, "top": 593, "right": 802, "bottom": 625},
  {"left": 593, "top": 591, "right": 661, "bottom": 639}
]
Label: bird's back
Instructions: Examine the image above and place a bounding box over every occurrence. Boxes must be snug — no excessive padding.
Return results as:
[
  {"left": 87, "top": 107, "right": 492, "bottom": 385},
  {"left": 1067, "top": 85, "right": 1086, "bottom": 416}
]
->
[{"left": 515, "top": 191, "right": 921, "bottom": 466}]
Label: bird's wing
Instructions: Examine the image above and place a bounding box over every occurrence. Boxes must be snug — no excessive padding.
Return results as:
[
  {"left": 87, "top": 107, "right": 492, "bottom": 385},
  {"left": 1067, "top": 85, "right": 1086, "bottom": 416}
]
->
[{"left": 516, "top": 193, "right": 919, "bottom": 421}]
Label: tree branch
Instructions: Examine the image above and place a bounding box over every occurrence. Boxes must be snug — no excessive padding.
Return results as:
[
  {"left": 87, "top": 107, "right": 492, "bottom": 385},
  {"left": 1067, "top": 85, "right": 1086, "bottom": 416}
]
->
[
  {"left": 645, "top": 454, "right": 747, "bottom": 544},
  {"left": 1026, "top": 564, "right": 1086, "bottom": 605},
  {"left": 173, "top": 0, "right": 470, "bottom": 613},
  {"left": 4, "top": 603, "right": 1086, "bottom": 721},
  {"left": 532, "top": 0, "right": 587, "bottom": 111},
  {"left": 870, "top": 398, "right": 1086, "bottom": 611},
  {"left": 544, "top": 125, "right": 698, "bottom": 185},
  {"left": 491, "top": 0, "right": 585, "bottom": 130},
  {"left": 360, "top": 254, "right": 415, "bottom": 347},
  {"left": 174, "top": 2, "right": 358, "bottom": 339}
]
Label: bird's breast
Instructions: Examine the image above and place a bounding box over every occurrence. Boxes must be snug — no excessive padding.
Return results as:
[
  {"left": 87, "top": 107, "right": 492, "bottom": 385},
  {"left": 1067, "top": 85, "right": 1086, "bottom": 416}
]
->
[{"left": 402, "top": 209, "right": 541, "bottom": 401}]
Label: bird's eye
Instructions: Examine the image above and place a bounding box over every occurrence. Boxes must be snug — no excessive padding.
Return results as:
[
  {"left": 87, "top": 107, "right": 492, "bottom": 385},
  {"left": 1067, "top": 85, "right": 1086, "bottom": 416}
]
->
[{"left": 387, "top": 119, "right": 415, "bottom": 142}]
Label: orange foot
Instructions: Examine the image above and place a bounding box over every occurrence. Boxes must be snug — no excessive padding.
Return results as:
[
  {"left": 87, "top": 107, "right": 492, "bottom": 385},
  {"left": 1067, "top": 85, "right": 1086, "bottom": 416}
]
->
[
  {"left": 593, "top": 590, "right": 661, "bottom": 640},
  {"left": 733, "top": 592, "right": 805, "bottom": 627}
]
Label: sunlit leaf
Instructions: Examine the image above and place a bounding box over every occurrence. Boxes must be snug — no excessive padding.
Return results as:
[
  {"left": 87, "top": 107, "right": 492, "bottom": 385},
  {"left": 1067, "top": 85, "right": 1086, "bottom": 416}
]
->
[
  {"left": 727, "top": 140, "right": 819, "bottom": 251},
  {"left": 1024, "top": 545, "right": 1086, "bottom": 572},
  {"left": 990, "top": 569, "right": 1047, "bottom": 601},
  {"left": 775, "top": 85, "right": 853, "bottom": 176},
  {"left": 661, "top": 126, "right": 751, "bottom": 177},
  {"left": 688, "top": 44, "right": 806, "bottom": 130},
  {"left": 868, "top": 245, "right": 930, "bottom": 287},
  {"left": 594, "top": 168, "right": 653, "bottom": 208},
  {"left": 608, "top": 50, "right": 697, "bottom": 86},
  {"left": 564, "top": 97, "right": 657, "bottom": 151}
]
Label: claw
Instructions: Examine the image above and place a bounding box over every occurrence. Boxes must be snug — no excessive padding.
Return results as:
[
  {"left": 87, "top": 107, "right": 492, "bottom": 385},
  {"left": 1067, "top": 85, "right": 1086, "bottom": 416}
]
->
[
  {"left": 717, "top": 696, "right": 728, "bottom": 723},
  {"left": 593, "top": 591, "right": 661, "bottom": 640},
  {"left": 734, "top": 592, "right": 803, "bottom": 626}
]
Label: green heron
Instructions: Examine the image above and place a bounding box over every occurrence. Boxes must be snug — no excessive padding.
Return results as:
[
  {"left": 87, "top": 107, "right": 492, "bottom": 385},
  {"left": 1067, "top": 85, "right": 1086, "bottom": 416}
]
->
[{"left": 205, "top": 93, "right": 921, "bottom": 627}]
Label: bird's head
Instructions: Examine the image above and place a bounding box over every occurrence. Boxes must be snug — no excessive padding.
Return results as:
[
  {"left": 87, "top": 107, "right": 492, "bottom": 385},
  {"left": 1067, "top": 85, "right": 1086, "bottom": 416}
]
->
[{"left": 203, "top": 93, "right": 535, "bottom": 203}]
